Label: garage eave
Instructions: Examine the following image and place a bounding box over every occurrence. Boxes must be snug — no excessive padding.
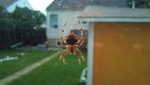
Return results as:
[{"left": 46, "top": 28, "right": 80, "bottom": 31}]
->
[
  {"left": 78, "top": 6, "right": 150, "bottom": 22},
  {"left": 79, "top": 17, "right": 150, "bottom": 22}
]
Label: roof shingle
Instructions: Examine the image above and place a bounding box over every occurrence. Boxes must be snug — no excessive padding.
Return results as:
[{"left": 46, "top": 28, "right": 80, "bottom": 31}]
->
[{"left": 47, "top": 0, "right": 128, "bottom": 11}]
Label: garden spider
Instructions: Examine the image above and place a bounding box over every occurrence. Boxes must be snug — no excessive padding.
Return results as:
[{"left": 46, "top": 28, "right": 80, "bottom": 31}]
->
[{"left": 58, "top": 29, "right": 85, "bottom": 64}]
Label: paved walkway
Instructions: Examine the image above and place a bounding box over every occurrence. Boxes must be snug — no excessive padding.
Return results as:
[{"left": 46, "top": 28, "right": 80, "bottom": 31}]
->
[{"left": 0, "top": 52, "right": 59, "bottom": 85}]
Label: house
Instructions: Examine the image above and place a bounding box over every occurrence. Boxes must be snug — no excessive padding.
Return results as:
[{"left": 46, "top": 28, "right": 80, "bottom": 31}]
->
[
  {"left": 46, "top": 0, "right": 128, "bottom": 47},
  {"left": 79, "top": 5, "right": 150, "bottom": 85},
  {"left": 7, "top": 0, "right": 32, "bottom": 13}
]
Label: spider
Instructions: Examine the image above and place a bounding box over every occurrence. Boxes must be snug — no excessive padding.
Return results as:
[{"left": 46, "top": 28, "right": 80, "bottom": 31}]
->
[{"left": 58, "top": 29, "right": 86, "bottom": 64}]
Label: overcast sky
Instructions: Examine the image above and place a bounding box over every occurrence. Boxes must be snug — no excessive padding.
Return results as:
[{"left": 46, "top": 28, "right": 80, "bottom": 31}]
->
[{"left": 27, "top": 0, "right": 54, "bottom": 14}]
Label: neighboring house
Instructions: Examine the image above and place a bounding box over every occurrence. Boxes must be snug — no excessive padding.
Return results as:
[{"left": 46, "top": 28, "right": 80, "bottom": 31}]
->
[
  {"left": 46, "top": 0, "right": 128, "bottom": 47},
  {"left": 79, "top": 5, "right": 150, "bottom": 85},
  {"left": 7, "top": 0, "right": 32, "bottom": 13},
  {"left": 46, "top": 0, "right": 88, "bottom": 47}
]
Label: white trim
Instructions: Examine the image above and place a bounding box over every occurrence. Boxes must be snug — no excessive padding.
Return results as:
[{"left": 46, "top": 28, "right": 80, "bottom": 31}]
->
[
  {"left": 79, "top": 17, "right": 150, "bottom": 22},
  {"left": 87, "top": 23, "right": 94, "bottom": 85}
]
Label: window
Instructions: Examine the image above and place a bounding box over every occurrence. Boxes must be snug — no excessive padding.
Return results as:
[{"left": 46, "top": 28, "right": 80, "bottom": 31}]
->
[{"left": 50, "top": 14, "right": 58, "bottom": 28}]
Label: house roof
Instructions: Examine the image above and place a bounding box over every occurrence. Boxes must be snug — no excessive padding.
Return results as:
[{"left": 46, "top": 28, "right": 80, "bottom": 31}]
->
[
  {"left": 47, "top": 0, "right": 87, "bottom": 11},
  {"left": 78, "top": 6, "right": 150, "bottom": 22},
  {"left": 0, "top": 0, "right": 17, "bottom": 8},
  {"left": 89, "top": 0, "right": 128, "bottom": 7},
  {"left": 47, "top": 0, "right": 128, "bottom": 11}
]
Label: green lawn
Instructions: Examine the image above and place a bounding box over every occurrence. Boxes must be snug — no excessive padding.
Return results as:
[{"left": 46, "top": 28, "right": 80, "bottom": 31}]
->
[
  {"left": 7, "top": 54, "right": 86, "bottom": 85},
  {"left": 0, "top": 49, "right": 55, "bottom": 79}
]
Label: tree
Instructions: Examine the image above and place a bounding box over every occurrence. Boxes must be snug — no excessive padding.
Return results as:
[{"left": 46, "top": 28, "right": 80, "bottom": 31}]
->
[
  {"left": 128, "top": 0, "right": 150, "bottom": 8},
  {"left": 11, "top": 7, "right": 46, "bottom": 29},
  {"left": 0, "top": 5, "right": 10, "bottom": 29},
  {"left": 0, "top": 6, "right": 46, "bottom": 48},
  {"left": 0, "top": 5, "right": 15, "bottom": 48},
  {"left": 10, "top": 7, "right": 46, "bottom": 43}
]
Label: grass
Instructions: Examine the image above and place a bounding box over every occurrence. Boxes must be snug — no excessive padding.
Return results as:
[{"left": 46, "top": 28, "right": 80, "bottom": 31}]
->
[
  {"left": 7, "top": 54, "right": 86, "bottom": 85},
  {"left": 0, "top": 49, "right": 55, "bottom": 79}
]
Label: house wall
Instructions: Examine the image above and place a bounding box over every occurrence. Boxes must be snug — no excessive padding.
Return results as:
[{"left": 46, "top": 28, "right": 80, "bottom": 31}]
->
[
  {"left": 46, "top": 10, "right": 88, "bottom": 47},
  {"left": 94, "top": 22, "right": 150, "bottom": 85}
]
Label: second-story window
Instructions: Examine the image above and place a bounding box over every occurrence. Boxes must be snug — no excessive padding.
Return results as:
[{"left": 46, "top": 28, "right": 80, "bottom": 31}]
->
[{"left": 50, "top": 14, "right": 58, "bottom": 29}]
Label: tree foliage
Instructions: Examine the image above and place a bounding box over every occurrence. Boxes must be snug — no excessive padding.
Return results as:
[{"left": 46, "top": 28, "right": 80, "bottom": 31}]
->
[
  {"left": 0, "top": 6, "right": 46, "bottom": 30},
  {"left": 128, "top": 0, "right": 150, "bottom": 8},
  {"left": 0, "top": 6, "right": 46, "bottom": 49},
  {"left": 11, "top": 7, "right": 46, "bottom": 29},
  {"left": 0, "top": 5, "right": 11, "bottom": 30}
]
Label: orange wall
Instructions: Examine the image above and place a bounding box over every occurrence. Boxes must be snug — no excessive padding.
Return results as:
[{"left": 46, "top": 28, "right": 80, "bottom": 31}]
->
[{"left": 94, "top": 22, "right": 150, "bottom": 85}]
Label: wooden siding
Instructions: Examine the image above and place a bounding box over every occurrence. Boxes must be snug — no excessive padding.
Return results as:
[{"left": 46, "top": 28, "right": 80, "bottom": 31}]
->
[{"left": 94, "top": 22, "right": 150, "bottom": 85}]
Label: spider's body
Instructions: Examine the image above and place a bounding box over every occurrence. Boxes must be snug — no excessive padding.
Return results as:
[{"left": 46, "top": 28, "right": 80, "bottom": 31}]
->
[{"left": 59, "top": 30, "right": 85, "bottom": 64}]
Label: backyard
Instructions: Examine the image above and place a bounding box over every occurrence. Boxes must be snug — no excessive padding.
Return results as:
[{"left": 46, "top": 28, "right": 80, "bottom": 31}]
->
[
  {"left": 0, "top": 49, "right": 86, "bottom": 85},
  {"left": 0, "top": 2, "right": 87, "bottom": 85},
  {"left": 0, "top": 49, "right": 55, "bottom": 79}
]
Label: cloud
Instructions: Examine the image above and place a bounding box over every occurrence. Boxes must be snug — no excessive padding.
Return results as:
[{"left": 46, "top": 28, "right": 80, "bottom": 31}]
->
[{"left": 28, "top": 0, "right": 54, "bottom": 14}]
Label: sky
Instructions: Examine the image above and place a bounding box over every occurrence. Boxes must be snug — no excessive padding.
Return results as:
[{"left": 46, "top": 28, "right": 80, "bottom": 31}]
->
[{"left": 27, "top": 0, "right": 54, "bottom": 14}]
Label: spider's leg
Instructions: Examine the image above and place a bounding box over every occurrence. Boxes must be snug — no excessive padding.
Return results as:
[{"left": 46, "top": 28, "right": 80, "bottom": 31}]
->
[
  {"left": 76, "top": 47, "right": 86, "bottom": 63},
  {"left": 76, "top": 55, "right": 81, "bottom": 64},
  {"left": 59, "top": 49, "right": 64, "bottom": 60},
  {"left": 59, "top": 49, "right": 68, "bottom": 64},
  {"left": 79, "top": 50, "right": 85, "bottom": 62},
  {"left": 74, "top": 47, "right": 83, "bottom": 64}
]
